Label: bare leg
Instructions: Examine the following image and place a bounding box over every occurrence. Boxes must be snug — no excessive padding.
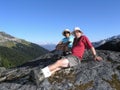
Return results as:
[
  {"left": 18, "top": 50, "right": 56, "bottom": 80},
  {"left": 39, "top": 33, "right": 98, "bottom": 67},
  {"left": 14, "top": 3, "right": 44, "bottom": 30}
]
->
[
  {"left": 48, "top": 59, "right": 69, "bottom": 73},
  {"left": 51, "top": 67, "right": 61, "bottom": 75},
  {"left": 31, "top": 58, "right": 69, "bottom": 86},
  {"left": 41, "top": 58, "right": 69, "bottom": 78}
]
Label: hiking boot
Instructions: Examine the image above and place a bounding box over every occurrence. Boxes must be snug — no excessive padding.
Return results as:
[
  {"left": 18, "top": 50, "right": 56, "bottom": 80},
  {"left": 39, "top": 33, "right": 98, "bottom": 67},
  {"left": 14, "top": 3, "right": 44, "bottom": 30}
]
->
[{"left": 30, "top": 69, "right": 45, "bottom": 86}]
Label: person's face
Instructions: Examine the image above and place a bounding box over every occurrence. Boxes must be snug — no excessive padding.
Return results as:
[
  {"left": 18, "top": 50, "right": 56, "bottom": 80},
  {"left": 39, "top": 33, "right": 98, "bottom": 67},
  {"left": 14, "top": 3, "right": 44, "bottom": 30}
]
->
[
  {"left": 64, "top": 32, "right": 70, "bottom": 38},
  {"left": 74, "top": 31, "right": 82, "bottom": 38}
]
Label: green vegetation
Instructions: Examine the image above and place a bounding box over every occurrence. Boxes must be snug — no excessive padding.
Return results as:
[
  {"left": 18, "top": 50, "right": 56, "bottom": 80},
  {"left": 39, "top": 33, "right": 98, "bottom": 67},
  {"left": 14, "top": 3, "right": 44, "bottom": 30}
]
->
[
  {"left": 0, "top": 41, "right": 16, "bottom": 47},
  {"left": 0, "top": 32, "right": 49, "bottom": 68},
  {"left": 49, "top": 68, "right": 75, "bottom": 83},
  {"left": 0, "top": 42, "right": 48, "bottom": 68},
  {"left": 103, "top": 74, "right": 120, "bottom": 90},
  {"left": 74, "top": 81, "right": 93, "bottom": 90}
]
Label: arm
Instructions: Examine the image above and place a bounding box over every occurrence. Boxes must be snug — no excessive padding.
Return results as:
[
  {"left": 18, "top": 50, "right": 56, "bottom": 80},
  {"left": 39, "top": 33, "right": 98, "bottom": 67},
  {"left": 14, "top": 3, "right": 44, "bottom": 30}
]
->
[
  {"left": 90, "top": 47, "right": 96, "bottom": 57},
  {"left": 90, "top": 47, "right": 103, "bottom": 61},
  {"left": 82, "top": 36, "right": 102, "bottom": 61}
]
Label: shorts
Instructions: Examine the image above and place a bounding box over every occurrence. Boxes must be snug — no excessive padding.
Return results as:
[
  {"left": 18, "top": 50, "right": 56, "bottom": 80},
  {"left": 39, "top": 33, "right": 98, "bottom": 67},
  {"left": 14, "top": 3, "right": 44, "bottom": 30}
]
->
[{"left": 62, "top": 55, "right": 81, "bottom": 67}]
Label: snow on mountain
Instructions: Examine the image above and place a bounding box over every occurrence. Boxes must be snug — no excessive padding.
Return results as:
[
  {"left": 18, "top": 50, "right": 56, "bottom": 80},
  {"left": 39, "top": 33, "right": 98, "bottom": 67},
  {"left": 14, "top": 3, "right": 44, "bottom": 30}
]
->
[{"left": 92, "top": 34, "right": 120, "bottom": 48}]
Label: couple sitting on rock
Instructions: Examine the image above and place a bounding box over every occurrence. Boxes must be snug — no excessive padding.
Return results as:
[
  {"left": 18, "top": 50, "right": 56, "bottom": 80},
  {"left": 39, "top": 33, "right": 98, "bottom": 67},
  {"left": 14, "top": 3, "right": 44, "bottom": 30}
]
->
[{"left": 31, "top": 27, "right": 103, "bottom": 86}]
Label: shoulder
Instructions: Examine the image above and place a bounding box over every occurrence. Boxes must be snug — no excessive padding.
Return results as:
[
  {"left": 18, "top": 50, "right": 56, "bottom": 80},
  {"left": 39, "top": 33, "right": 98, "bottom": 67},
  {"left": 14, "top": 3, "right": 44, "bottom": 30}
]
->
[
  {"left": 81, "top": 35, "right": 89, "bottom": 40},
  {"left": 62, "top": 37, "right": 67, "bottom": 40},
  {"left": 80, "top": 35, "right": 91, "bottom": 43},
  {"left": 81, "top": 35, "right": 87, "bottom": 38},
  {"left": 62, "top": 37, "right": 66, "bottom": 41}
]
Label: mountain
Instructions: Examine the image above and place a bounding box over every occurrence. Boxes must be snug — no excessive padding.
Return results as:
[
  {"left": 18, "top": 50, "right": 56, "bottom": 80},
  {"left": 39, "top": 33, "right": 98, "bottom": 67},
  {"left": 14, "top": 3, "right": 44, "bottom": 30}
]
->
[
  {"left": 0, "top": 34, "right": 120, "bottom": 89},
  {"left": 96, "top": 39, "right": 120, "bottom": 51},
  {"left": 94, "top": 35, "right": 120, "bottom": 51},
  {"left": 0, "top": 32, "right": 49, "bottom": 68},
  {"left": 0, "top": 50, "right": 120, "bottom": 90},
  {"left": 40, "top": 43, "right": 56, "bottom": 51},
  {"left": 39, "top": 34, "right": 120, "bottom": 52},
  {"left": 93, "top": 34, "right": 120, "bottom": 48}
]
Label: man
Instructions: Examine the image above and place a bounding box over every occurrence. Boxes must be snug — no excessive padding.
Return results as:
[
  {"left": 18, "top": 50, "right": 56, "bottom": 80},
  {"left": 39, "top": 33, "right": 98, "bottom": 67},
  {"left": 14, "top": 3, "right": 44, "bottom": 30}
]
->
[
  {"left": 31, "top": 27, "right": 102, "bottom": 86},
  {"left": 56, "top": 29, "right": 74, "bottom": 56}
]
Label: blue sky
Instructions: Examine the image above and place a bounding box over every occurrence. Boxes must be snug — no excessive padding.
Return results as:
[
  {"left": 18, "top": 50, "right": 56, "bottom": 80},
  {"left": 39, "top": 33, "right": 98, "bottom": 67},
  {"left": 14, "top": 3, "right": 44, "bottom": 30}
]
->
[{"left": 0, "top": 0, "right": 120, "bottom": 44}]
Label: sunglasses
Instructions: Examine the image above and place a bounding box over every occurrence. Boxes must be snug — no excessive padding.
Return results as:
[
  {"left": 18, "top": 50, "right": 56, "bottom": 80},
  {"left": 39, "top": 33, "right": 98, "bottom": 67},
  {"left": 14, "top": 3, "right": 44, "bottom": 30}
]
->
[{"left": 64, "top": 32, "right": 70, "bottom": 34}]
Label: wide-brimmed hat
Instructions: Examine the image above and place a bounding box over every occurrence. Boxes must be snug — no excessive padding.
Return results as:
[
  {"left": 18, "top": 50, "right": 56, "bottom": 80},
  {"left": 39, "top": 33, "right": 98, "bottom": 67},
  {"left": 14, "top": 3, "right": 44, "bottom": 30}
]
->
[
  {"left": 72, "top": 27, "right": 83, "bottom": 35},
  {"left": 62, "top": 29, "right": 71, "bottom": 36}
]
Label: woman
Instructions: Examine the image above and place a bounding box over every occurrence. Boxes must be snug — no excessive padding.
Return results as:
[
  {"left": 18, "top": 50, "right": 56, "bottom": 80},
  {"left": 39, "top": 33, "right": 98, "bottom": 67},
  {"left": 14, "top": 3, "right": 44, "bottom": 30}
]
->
[{"left": 56, "top": 29, "right": 74, "bottom": 56}]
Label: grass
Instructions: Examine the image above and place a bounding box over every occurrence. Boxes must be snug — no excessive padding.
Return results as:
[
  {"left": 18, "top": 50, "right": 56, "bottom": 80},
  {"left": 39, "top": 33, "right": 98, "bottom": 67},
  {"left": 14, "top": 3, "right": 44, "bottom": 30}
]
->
[
  {"left": 74, "top": 81, "right": 93, "bottom": 90},
  {"left": 103, "top": 74, "right": 120, "bottom": 90}
]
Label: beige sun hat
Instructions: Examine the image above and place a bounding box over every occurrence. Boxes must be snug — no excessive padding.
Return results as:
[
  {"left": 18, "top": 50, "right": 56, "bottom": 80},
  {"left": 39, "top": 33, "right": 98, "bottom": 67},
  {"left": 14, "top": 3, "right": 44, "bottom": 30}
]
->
[
  {"left": 72, "top": 27, "right": 83, "bottom": 35},
  {"left": 62, "top": 29, "right": 71, "bottom": 36}
]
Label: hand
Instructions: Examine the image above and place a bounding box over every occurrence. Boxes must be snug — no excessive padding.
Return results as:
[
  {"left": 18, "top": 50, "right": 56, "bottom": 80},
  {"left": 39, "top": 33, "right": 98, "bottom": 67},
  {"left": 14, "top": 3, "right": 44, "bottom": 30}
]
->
[{"left": 94, "top": 56, "right": 103, "bottom": 61}]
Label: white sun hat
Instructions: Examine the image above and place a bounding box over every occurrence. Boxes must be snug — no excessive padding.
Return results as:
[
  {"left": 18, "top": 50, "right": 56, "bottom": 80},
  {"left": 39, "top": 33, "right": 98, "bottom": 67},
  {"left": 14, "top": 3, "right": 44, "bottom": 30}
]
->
[
  {"left": 72, "top": 27, "right": 83, "bottom": 35},
  {"left": 62, "top": 29, "right": 71, "bottom": 36}
]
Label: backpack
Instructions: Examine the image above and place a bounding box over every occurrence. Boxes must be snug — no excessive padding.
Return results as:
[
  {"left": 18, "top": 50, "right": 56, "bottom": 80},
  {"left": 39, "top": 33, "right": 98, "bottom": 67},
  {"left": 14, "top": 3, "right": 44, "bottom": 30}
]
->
[{"left": 56, "top": 43, "right": 69, "bottom": 52}]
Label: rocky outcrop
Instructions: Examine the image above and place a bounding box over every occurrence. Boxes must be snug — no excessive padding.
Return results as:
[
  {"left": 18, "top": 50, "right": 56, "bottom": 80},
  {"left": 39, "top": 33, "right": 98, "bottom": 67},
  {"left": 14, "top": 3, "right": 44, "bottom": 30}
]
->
[
  {"left": 96, "top": 38, "right": 120, "bottom": 52},
  {"left": 92, "top": 34, "right": 120, "bottom": 48},
  {"left": 0, "top": 50, "right": 120, "bottom": 90}
]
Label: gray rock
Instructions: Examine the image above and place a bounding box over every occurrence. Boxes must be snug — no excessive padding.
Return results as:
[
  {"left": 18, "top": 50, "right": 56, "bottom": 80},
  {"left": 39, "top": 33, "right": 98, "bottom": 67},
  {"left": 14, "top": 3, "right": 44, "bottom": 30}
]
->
[
  {"left": 93, "top": 79, "right": 114, "bottom": 90},
  {"left": 0, "top": 50, "right": 120, "bottom": 90},
  {"left": 0, "top": 67, "right": 6, "bottom": 73}
]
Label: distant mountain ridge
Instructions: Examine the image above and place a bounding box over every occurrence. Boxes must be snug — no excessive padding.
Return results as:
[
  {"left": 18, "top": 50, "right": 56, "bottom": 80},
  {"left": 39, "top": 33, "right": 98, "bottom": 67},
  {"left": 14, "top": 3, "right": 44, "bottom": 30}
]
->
[
  {"left": 93, "top": 34, "right": 120, "bottom": 48},
  {"left": 0, "top": 32, "right": 25, "bottom": 44},
  {"left": 0, "top": 32, "right": 49, "bottom": 68},
  {"left": 40, "top": 43, "right": 56, "bottom": 51},
  {"left": 92, "top": 34, "right": 120, "bottom": 51},
  {"left": 40, "top": 34, "right": 120, "bottom": 51},
  {"left": 96, "top": 38, "right": 120, "bottom": 51}
]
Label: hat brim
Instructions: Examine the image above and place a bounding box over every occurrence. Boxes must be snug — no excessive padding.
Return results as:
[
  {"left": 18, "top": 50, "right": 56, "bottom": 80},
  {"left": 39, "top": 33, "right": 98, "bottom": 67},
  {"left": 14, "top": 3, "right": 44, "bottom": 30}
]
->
[
  {"left": 62, "top": 31, "right": 71, "bottom": 36},
  {"left": 72, "top": 30, "right": 83, "bottom": 35}
]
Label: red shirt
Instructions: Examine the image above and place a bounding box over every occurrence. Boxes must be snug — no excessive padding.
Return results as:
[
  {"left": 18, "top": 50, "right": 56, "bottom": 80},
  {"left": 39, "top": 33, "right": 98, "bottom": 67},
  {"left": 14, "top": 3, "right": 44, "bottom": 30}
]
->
[{"left": 72, "top": 35, "right": 93, "bottom": 60}]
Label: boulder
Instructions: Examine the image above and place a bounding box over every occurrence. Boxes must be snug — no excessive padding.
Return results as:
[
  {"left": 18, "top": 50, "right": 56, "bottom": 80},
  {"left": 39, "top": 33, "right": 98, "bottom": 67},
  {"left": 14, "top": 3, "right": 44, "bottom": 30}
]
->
[{"left": 0, "top": 50, "right": 120, "bottom": 90}]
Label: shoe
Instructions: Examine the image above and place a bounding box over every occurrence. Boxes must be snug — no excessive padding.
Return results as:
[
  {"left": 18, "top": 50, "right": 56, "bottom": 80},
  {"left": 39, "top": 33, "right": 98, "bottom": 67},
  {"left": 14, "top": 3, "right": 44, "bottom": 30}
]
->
[{"left": 30, "top": 69, "right": 45, "bottom": 86}]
